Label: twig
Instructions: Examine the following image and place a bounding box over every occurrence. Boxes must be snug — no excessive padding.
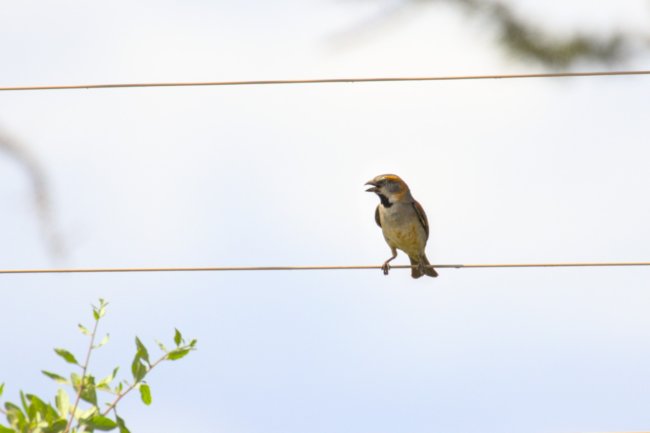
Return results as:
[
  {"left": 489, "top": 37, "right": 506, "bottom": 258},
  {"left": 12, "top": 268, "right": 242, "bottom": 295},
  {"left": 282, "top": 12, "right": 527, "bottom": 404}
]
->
[
  {"left": 64, "top": 318, "right": 100, "bottom": 433},
  {"left": 101, "top": 355, "right": 167, "bottom": 417}
]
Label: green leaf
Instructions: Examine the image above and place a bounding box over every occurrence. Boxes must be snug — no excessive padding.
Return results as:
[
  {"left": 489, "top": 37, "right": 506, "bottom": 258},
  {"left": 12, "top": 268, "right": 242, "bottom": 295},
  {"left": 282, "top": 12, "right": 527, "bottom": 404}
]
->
[
  {"left": 26, "top": 393, "right": 48, "bottom": 420},
  {"left": 79, "top": 376, "right": 98, "bottom": 406},
  {"left": 189, "top": 339, "right": 197, "bottom": 348},
  {"left": 72, "top": 373, "right": 97, "bottom": 406},
  {"left": 95, "top": 333, "right": 110, "bottom": 349},
  {"left": 44, "top": 418, "right": 68, "bottom": 433},
  {"left": 4, "top": 402, "right": 26, "bottom": 428},
  {"left": 156, "top": 340, "right": 167, "bottom": 352},
  {"left": 71, "top": 372, "right": 81, "bottom": 389},
  {"left": 0, "top": 383, "right": 4, "bottom": 397},
  {"left": 77, "top": 406, "right": 98, "bottom": 421},
  {"left": 42, "top": 370, "right": 69, "bottom": 384},
  {"left": 139, "top": 383, "right": 152, "bottom": 406},
  {"left": 24, "top": 394, "right": 59, "bottom": 426},
  {"left": 173, "top": 329, "right": 182, "bottom": 346},
  {"left": 92, "top": 299, "right": 108, "bottom": 321},
  {"left": 115, "top": 415, "right": 131, "bottom": 433},
  {"left": 135, "top": 337, "right": 149, "bottom": 364},
  {"left": 167, "top": 348, "right": 190, "bottom": 361},
  {"left": 44, "top": 403, "right": 61, "bottom": 423},
  {"left": 55, "top": 389, "right": 70, "bottom": 417},
  {"left": 78, "top": 324, "right": 91, "bottom": 336},
  {"left": 19, "top": 391, "right": 28, "bottom": 414},
  {"left": 131, "top": 357, "right": 146, "bottom": 383},
  {"left": 0, "top": 425, "right": 15, "bottom": 433},
  {"left": 85, "top": 415, "right": 117, "bottom": 431},
  {"left": 98, "top": 299, "right": 108, "bottom": 318},
  {"left": 97, "top": 367, "right": 119, "bottom": 391},
  {"left": 54, "top": 348, "right": 79, "bottom": 365}
]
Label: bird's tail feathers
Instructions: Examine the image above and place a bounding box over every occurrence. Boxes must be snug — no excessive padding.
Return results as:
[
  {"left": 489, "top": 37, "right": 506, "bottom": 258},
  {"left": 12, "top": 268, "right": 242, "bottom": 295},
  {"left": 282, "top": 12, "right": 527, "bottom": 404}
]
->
[{"left": 410, "top": 255, "right": 438, "bottom": 278}]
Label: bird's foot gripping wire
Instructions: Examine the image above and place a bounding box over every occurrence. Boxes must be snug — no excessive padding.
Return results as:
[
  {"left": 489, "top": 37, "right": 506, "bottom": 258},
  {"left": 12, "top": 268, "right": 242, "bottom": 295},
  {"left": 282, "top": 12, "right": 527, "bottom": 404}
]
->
[{"left": 381, "top": 251, "right": 397, "bottom": 276}]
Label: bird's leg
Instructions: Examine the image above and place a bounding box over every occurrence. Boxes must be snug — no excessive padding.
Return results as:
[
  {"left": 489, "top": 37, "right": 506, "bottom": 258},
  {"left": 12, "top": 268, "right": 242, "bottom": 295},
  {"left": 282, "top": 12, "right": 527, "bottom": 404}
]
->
[{"left": 382, "top": 248, "right": 398, "bottom": 275}]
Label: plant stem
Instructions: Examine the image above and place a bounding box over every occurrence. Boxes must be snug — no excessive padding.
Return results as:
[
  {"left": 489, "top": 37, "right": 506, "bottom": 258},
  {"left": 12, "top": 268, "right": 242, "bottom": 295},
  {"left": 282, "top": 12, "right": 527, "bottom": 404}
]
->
[
  {"left": 101, "top": 354, "right": 167, "bottom": 417},
  {"left": 63, "top": 317, "right": 100, "bottom": 433}
]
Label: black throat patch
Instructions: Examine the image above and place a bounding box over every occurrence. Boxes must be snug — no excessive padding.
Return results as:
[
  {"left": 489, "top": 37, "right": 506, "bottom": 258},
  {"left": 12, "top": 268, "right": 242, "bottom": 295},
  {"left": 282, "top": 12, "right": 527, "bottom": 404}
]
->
[{"left": 378, "top": 193, "right": 393, "bottom": 208}]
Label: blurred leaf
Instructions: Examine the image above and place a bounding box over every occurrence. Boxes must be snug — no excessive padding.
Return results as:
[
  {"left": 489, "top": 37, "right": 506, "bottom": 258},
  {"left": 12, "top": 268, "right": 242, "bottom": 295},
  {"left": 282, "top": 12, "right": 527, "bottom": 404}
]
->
[
  {"left": 73, "top": 373, "right": 98, "bottom": 406},
  {"left": 98, "top": 299, "right": 108, "bottom": 319},
  {"left": 26, "top": 393, "right": 47, "bottom": 420},
  {"left": 71, "top": 372, "right": 81, "bottom": 389},
  {"left": 4, "top": 402, "right": 26, "bottom": 428},
  {"left": 173, "top": 329, "right": 183, "bottom": 346},
  {"left": 131, "top": 357, "right": 146, "bottom": 383},
  {"left": 92, "top": 299, "right": 108, "bottom": 321},
  {"left": 0, "top": 425, "right": 14, "bottom": 433},
  {"left": 85, "top": 415, "right": 117, "bottom": 431},
  {"left": 54, "top": 348, "right": 79, "bottom": 366},
  {"left": 79, "top": 376, "right": 98, "bottom": 406},
  {"left": 19, "top": 392, "right": 28, "bottom": 416},
  {"left": 77, "top": 406, "right": 97, "bottom": 421},
  {"left": 156, "top": 340, "right": 167, "bottom": 352},
  {"left": 97, "top": 367, "right": 119, "bottom": 391},
  {"left": 27, "top": 393, "right": 54, "bottom": 418},
  {"left": 189, "top": 339, "right": 197, "bottom": 348},
  {"left": 78, "top": 324, "right": 91, "bottom": 336},
  {"left": 0, "top": 383, "right": 4, "bottom": 397},
  {"left": 55, "top": 389, "right": 70, "bottom": 417},
  {"left": 25, "top": 394, "right": 59, "bottom": 425},
  {"left": 139, "top": 383, "right": 152, "bottom": 406},
  {"left": 167, "top": 348, "right": 190, "bottom": 361},
  {"left": 115, "top": 415, "right": 131, "bottom": 433},
  {"left": 42, "top": 371, "right": 69, "bottom": 384},
  {"left": 43, "top": 418, "right": 67, "bottom": 433},
  {"left": 46, "top": 403, "right": 60, "bottom": 421},
  {"left": 134, "top": 337, "right": 149, "bottom": 364},
  {"left": 96, "top": 333, "right": 110, "bottom": 349}
]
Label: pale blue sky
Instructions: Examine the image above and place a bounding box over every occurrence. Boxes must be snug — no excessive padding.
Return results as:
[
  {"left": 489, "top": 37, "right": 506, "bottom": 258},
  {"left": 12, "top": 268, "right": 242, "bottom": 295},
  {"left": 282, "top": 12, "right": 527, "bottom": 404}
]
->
[{"left": 2, "top": 1, "right": 650, "bottom": 432}]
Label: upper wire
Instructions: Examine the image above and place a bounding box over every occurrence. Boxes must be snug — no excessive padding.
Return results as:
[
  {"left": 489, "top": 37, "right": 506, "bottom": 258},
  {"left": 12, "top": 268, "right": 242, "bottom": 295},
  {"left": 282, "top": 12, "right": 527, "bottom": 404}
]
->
[{"left": 1, "top": 70, "right": 649, "bottom": 92}]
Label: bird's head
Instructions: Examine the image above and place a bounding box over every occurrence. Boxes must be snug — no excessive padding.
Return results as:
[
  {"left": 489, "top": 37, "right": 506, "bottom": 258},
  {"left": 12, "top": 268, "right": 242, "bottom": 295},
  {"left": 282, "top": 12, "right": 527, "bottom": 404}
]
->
[{"left": 365, "top": 174, "right": 411, "bottom": 206}]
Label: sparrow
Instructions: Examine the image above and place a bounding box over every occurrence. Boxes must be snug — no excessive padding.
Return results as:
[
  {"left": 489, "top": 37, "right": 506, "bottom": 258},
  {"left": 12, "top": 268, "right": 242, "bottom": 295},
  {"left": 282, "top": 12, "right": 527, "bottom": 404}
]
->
[{"left": 365, "top": 174, "right": 438, "bottom": 278}]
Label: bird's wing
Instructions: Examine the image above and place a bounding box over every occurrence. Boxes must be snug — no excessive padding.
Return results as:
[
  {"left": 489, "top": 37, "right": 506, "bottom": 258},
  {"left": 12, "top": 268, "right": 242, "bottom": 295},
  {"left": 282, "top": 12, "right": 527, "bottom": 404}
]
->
[
  {"left": 412, "top": 200, "right": 429, "bottom": 240},
  {"left": 374, "top": 205, "right": 382, "bottom": 228}
]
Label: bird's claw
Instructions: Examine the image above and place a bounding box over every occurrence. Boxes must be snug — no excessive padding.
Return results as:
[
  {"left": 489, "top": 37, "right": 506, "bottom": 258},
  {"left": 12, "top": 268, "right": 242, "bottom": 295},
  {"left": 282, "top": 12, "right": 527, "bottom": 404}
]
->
[{"left": 381, "top": 262, "right": 391, "bottom": 275}]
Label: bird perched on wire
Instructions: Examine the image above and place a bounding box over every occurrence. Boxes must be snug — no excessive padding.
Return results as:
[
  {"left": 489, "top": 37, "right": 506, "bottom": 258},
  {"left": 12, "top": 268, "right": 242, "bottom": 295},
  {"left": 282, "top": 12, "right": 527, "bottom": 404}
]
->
[{"left": 365, "top": 174, "right": 438, "bottom": 278}]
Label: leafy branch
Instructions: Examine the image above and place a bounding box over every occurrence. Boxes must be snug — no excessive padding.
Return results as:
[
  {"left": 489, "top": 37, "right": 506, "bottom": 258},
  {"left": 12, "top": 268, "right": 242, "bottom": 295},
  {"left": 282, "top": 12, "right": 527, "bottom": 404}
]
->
[{"left": 0, "top": 299, "right": 197, "bottom": 433}]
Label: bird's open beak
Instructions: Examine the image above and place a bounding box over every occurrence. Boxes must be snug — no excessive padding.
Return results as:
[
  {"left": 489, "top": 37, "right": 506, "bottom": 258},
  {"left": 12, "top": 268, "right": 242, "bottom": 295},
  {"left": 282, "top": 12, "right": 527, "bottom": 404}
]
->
[{"left": 365, "top": 180, "right": 379, "bottom": 193}]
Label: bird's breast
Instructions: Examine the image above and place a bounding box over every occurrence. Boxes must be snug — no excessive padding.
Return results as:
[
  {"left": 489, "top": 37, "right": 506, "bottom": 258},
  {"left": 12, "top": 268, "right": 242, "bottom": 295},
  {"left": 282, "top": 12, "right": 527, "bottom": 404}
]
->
[{"left": 378, "top": 203, "right": 427, "bottom": 253}]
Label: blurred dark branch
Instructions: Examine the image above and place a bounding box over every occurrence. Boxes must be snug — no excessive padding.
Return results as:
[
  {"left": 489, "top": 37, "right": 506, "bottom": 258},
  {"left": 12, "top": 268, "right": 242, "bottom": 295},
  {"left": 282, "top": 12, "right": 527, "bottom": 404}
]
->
[
  {"left": 338, "top": 0, "right": 647, "bottom": 68},
  {"left": 455, "top": 0, "right": 628, "bottom": 67},
  {"left": 0, "top": 128, "right": 64, "bottom": 259}
]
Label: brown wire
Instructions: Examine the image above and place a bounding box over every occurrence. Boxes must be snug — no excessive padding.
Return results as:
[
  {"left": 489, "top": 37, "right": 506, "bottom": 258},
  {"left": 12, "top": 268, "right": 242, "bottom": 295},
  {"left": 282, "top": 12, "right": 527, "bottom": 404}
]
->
[
  {"left": 1, "top": 262, "right": 650, "bottom": 275},
  {"left": 1, "top": 70, "right": 649, "bottom": 92}
]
